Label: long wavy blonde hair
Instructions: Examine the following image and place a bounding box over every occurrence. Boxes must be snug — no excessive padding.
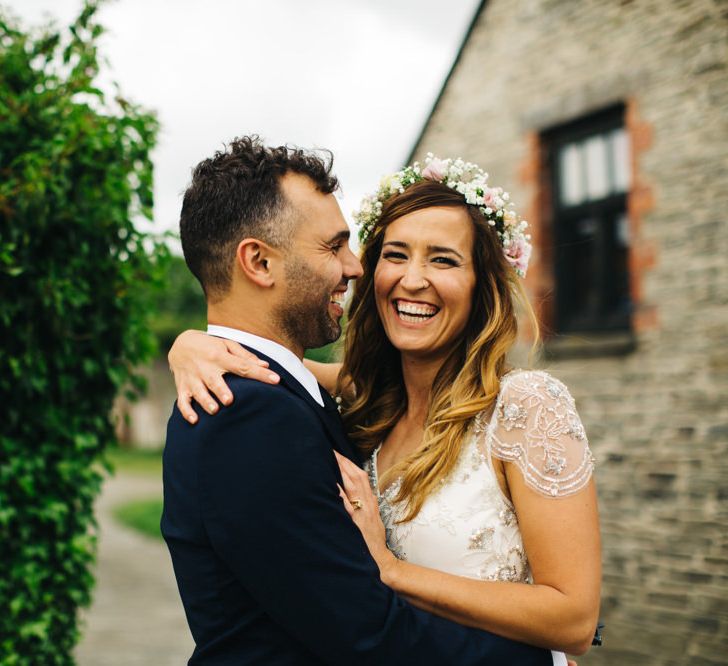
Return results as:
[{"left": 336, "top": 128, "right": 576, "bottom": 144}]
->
[{"left": 340, "top": 180, "right": 539, "bottom": 522}]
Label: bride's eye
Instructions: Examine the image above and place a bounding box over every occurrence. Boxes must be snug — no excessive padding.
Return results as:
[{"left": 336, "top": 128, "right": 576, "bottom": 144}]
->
[
  {"left": 382, "top": 251, "right": 407, "bottom": 262},
  {"left": 432, "top": 256, "right": 458, "bottom": 267}
]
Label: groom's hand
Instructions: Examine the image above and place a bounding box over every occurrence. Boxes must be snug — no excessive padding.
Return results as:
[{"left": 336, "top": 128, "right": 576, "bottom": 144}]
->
[{"left": 169, "top": 329, "right": 280, "bottom": 424}]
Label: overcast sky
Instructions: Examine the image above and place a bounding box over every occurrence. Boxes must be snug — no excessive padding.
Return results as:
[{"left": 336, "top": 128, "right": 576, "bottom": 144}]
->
[{"left": 8, "top": 0, "right": 481, "bottom": 243}]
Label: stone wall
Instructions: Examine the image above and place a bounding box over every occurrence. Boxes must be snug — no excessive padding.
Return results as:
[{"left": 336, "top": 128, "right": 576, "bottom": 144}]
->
[{"left": 411, "top": 1, "right": 728, "bottom": 663}]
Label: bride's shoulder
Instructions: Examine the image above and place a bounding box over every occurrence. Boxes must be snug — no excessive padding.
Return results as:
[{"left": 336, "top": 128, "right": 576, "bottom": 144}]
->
[
  {"left": 500, "top": 367, "right": 567, "bottom": 389},
  {"left": 497, "top": 368, "right": 579, "bottom": 406},
  {"left": 486, "top": 368, "right": 594, "bottom": 498}
]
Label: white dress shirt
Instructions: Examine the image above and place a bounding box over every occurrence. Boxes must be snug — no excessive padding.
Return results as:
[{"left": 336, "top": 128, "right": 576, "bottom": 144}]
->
[
  {"left": 207, "top": 325, "right": 324, "bottom": 407},
  {"left": 552, "top": 650, "right": 568, "bottom": 666}
]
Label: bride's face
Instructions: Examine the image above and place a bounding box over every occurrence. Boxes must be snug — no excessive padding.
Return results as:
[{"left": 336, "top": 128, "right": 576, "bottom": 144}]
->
[{"left": 373, "top": 206, "right": 476, "bottom": 362}]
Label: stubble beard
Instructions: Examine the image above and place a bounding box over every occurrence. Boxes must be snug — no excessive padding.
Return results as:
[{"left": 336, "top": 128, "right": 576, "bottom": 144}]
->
[{"left": 274, "top": 255, "right": 342, "bottom": 352}]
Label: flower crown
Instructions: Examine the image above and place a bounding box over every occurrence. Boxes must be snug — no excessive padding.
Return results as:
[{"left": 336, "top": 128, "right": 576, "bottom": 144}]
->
[{"left": 353, "top": 153, "right": 532, "bottom": 277}]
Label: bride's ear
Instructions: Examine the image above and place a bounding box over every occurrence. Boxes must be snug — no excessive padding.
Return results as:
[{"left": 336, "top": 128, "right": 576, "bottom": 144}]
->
[{"left": 235, "top": 238, "right": 280, "bottom": 288}]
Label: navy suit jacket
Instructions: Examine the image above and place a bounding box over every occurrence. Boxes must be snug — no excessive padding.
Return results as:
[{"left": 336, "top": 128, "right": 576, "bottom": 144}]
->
[{"left": 162, "top": 347, "right": 551, "bottom": 665}]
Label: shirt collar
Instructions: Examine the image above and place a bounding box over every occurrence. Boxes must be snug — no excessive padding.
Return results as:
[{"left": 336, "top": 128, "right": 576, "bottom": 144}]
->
[{"left": 206, "top": 325, "right": 324, "bottom": 407}]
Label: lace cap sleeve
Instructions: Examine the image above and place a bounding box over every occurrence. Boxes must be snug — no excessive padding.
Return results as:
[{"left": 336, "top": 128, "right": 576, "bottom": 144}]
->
[{"left": 486, "top": 370, "right": 595, "bottom": 498}]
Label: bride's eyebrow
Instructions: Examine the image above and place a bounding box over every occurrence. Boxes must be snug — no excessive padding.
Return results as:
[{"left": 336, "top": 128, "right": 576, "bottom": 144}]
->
[{"left": 382, "top": 241, "right": 408, "bottom": 250}]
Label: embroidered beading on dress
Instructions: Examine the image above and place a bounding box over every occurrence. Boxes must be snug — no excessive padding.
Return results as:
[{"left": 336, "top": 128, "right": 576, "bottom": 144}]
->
[
  {"left": 364, "top": 434, "right": 532, "bottom": 583},
  {"left": 366, "top": 451, "right": 408, "bottom": 560},
  {"left": 487, "top": 370, "right": 595, "bottom": 498}
]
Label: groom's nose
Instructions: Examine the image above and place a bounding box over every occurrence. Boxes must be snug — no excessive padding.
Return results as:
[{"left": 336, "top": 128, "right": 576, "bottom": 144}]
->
[{"left": 341, "top": 244, "right": 363, "bottom": 280}]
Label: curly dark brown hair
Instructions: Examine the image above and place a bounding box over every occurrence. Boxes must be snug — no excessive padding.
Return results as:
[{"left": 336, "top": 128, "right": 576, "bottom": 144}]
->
[{"left": 180, "top": 135, "right": 338, "bottom": 300}]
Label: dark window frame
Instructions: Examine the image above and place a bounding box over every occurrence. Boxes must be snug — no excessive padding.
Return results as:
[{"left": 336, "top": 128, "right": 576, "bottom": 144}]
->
[{"left": 544, "top": 104, "right": 632, "bottom": 333}]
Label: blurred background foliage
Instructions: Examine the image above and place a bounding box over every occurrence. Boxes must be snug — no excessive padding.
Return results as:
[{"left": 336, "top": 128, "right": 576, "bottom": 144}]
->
[
  {"left": 0, "top": 1, "right": 168, "bottom": 662},
  {"left": 149, "top": 254, "right": 206, "bottom": 350}
]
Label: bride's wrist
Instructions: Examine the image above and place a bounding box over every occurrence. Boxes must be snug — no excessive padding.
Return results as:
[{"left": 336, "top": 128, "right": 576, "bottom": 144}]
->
[{"left": 378, "top": 551, "right": 401, "bottom": 588}]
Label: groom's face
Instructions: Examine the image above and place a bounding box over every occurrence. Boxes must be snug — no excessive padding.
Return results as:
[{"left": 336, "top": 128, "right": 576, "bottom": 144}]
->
[{"left": 274, "top": 173, "right": 362, "bottom": 350}]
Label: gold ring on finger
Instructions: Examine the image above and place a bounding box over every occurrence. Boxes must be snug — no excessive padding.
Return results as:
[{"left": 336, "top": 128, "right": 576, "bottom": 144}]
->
[{"left": 351, "top": 498, "right": 363, "bottom": 510}]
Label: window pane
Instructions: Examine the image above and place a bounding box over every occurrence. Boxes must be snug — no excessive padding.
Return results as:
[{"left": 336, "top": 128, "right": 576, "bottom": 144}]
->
[
  {"left": 616, "top": 211, "right": 630, "bottom": 246},
  {"left": 559, "top": 143, "right": 584, "bottom": 206},
  {"left": 557, "top": 216, "right": 599, "bottom": 330},
  {"left": 584, "top": 135, "right": 609, "bottom": 200},
  {"left": 608, "top": 212, "right": 632, "bottom": 327},
  {"left": 610, "top": 128, "right": 631, "bottom": 192}
]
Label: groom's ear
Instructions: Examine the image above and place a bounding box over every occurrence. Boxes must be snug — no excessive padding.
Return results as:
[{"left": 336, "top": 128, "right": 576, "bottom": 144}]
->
[{"left": 235, "top": 238, "right": 279, "bottom": 288}]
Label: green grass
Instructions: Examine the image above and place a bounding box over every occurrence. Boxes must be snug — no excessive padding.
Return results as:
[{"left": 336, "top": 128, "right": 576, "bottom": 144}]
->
[
  {"left": 107, "top": 448, "right": 164, "bottom": 540},
  {"left": 107, "top": 446, "right": 163, "bottom": 476},
  {"left": 113, "top": 497, "right": 164, "bottom": 541}
]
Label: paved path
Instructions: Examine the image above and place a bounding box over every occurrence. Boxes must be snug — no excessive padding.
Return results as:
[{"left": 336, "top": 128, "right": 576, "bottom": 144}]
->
[{"left": 75, "top": 473, "right": 194, "bottom": 665}]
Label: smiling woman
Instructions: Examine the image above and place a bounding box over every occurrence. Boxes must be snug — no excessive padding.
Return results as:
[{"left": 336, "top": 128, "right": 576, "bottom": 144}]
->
[{"left": 344, "top": 179, "right": 533, "bottom": 502}]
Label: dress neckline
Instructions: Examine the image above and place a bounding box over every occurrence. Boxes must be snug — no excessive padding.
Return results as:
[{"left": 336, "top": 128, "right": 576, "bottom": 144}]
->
[
  {"left": 369, "top": 372, "right": 523, "bottom": 499},
  {"left": 370, "top": 444, "right": 383, "bottom": 495},
  {"left": 370, "top": 444, "right": 403, "bottom": 497}
]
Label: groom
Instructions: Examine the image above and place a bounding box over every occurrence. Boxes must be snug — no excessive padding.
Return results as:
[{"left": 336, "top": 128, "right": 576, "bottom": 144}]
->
[{"left": 162, "top": 136, "right": 551, "bottom": 664}]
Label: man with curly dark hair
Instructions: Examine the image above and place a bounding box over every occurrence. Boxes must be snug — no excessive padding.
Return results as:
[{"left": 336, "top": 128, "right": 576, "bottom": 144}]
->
[{"left": 162, "top": 136, "right": 550, "bottom": 665}]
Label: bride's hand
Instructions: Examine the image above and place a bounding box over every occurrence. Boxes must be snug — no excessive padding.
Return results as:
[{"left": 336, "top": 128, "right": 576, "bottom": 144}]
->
[
  {"left": 169, "top": 330, "right": 280, "bottom": 424},
  {"left": 334, "top": 451, "right": 398, "bottom": 580}
]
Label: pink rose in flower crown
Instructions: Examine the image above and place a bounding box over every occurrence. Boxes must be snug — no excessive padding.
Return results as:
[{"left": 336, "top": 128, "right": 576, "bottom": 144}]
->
[
  {"left": 422, "top": 158, "right": 448, "bottom": 181},
  {"left": 482, "top": 188, "right": 497, "bottom": 208},
  {"left": 504, "top": 237, "right": 532, "bottom": 277}
]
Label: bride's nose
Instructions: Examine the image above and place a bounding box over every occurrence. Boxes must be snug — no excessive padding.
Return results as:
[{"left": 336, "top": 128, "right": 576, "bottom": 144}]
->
[{"left": 399, "top": 262, "right": 430, "bottom": 291}]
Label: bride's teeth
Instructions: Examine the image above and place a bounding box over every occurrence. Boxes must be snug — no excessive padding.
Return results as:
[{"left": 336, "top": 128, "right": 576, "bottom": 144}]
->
[
  {"left": 399, "top": 312, "right": 429, "bottom": 323},
  {"left": 395, "top": 300, "right": 437, "bottom": 317}
]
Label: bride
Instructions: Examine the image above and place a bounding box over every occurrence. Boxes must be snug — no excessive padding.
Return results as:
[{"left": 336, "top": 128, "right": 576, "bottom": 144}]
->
[{"left": 168, "top": 156, "right": 601, "bottom": 662}]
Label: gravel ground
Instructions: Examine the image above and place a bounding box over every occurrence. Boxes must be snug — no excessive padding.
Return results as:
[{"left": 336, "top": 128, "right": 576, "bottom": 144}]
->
[{"left": 75, "top": 473, "right": 194, "bottom": 665}]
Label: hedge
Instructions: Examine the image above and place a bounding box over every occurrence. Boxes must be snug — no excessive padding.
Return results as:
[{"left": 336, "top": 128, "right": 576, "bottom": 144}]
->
[{"left": 0, "top": 2, "right": 167, "bottom": 663}]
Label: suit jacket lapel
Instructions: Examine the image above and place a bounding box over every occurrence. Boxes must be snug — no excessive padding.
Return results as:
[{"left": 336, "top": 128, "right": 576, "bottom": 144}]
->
[
  {"left": 318, "top": 389, "right": 361, "bottom": 464},
  {"left": 241, "top": 346, "right": 360, "bottom": 463}
]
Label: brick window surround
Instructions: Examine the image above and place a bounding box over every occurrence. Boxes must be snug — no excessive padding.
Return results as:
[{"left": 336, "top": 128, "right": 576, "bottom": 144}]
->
[{"left": 519, "top": 98, "right": 656, "bottom": 352}]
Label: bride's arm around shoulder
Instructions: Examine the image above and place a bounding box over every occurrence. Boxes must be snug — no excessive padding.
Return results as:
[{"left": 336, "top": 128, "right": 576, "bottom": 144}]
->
[{"left": 167, "top": 329, "right": 346, "bottom": 423}]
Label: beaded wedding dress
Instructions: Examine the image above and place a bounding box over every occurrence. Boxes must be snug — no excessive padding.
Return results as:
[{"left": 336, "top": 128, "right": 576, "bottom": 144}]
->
[{"left": 364, "top": 369, "right": 595, "bottom": 664}]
